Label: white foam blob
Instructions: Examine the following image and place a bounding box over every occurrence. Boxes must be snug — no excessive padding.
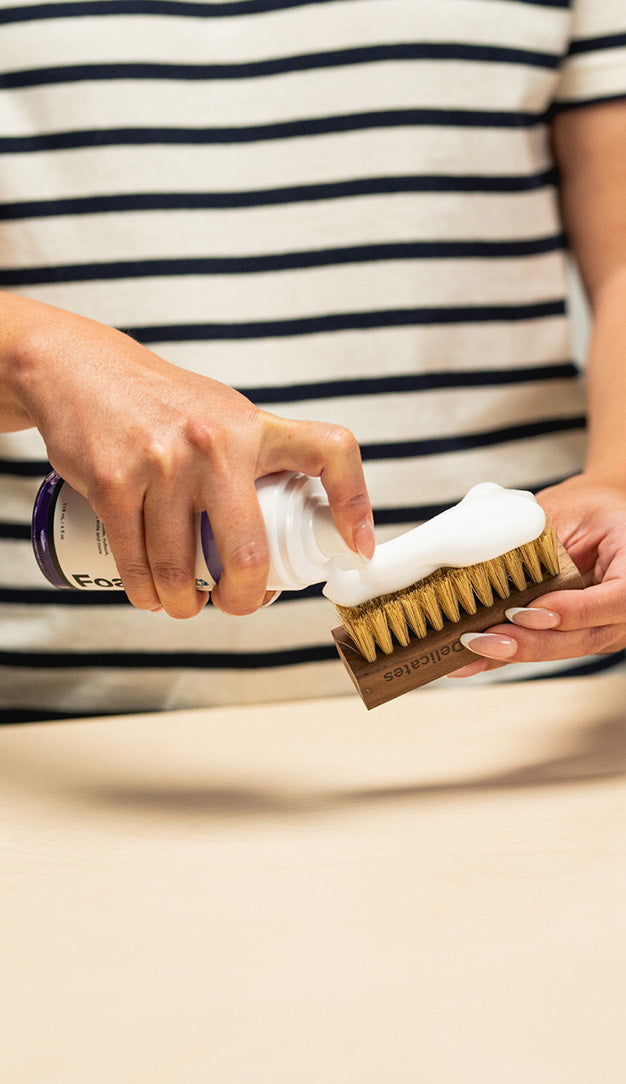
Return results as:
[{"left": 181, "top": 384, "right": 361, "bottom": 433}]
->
[{"left": 323, "top": 482, "right": 545, "bottom": 607}]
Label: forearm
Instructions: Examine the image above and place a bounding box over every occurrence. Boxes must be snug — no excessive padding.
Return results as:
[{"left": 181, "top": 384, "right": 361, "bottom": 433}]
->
[
  {"left": 551, "top": 101, "right": 626, "bottom": 489},
  {"left": 0, "top": 292, "right": 37, "bottom": 431},
  {"left": 583, "top": 263, "right": 626, "bottom": 486}
]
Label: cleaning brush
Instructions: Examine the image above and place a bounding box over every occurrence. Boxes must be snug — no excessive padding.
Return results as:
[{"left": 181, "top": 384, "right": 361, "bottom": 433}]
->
[{"left": 326, "top": 483, "right": 584, "bottom": 708}]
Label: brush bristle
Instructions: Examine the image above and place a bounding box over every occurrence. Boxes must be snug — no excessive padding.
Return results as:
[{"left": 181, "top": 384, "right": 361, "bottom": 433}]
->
[{"left": 336, "top": 525, "right": 559, "bottom": 663}]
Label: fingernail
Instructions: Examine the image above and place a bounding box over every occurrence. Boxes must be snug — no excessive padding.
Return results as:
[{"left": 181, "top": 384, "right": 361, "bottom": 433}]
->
[
  {"left": 353, "top": 518, "right": 376, "bottom": 562},
  {"left": 460, "top": 632, "right": 518, "bottom": 659},
  {"left": 262, "top": 590, "right": 282, "bottom": 608},
  {"left": 505, "top": 606, "right": 561, "bottom": 630}
]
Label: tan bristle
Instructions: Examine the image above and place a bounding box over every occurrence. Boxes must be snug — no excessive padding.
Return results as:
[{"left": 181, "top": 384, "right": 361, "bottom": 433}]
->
[
  {"left": 537, "top": 526, "right": 559, "bottom": 575},
  {"left": 448, "top": 568, "right": 478, "bottom": 615},
  {"left": 519, "top": 539, "right": 543, "bottom": 583},
  {"left": 369, "top": 606, "right": 395, "bottom": 656},
  {"left": 467, "top": 563, "right": 494, "bottom": 607},
  {"left": 484, "top": 557, "right": 510, "bottom": 599},
  {"left": 433, "top": 572, "right": 461, "bottom": 622},
  {"left": 418, "top": 581, "right": 445, "bottom": 631},
  {"left": 386, "top": 600, "right": 411, "bottom": 648},
  {"left": 336, "top": 524, "right": 560, "bottom": 661},
  {"left": 400, "top": 591, "right": 428, "bottom": 638},
  {"left": 503, "top": 548, "right": 527, "bottom": 591}
]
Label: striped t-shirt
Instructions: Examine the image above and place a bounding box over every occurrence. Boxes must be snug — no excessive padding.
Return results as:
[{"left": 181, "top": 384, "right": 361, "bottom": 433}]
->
[{"left": 1, "top": 0, "right": 625, "bottom": 721}]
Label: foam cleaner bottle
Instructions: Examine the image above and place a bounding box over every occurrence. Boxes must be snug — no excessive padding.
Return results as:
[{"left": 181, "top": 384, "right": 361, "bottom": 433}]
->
[{"left": 32, "top": 470, "right": 359, "bottom": 594}]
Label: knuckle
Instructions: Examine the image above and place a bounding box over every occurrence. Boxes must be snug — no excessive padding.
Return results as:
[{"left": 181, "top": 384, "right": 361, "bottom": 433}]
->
[
  {"left": 566, "top": 593, "right": 598, "bottom": 631},
  {"left": 586, "top": 624, "right": 617, "bottom": 655},
  {"left": 228, "top": 538, "right": 268, "bottom": 579},
  {"left": 88, "top": 464, "right": 133, "bottom": 513},
  {"left": 215, "top": 539, "right": 269, "bottom": 616},
  {"left": 142, "top": 437, "right": 177, "bottom": 479},
  {"left": 323, "top": 423, "right": 359, "bottom": 459},
  {"left": 118, "top": 567, "right": 159, "bottom": 611},
  {"left": 150, "top": 561, "right": 192, "bottom": 593}
]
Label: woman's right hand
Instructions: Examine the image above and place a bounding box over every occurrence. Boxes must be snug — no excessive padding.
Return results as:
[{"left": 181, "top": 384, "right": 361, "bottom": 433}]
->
[{"left": 3, "top": 293, "right": 375, "bottom": 619}]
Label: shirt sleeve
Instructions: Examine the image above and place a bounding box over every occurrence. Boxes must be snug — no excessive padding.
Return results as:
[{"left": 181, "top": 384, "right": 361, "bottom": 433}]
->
[{"left": 554, "top": 0, "right": 626, "bottom": 109}]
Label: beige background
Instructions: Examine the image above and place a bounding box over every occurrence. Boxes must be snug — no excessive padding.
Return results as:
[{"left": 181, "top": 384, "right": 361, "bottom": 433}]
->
[{"left": 1, "top": 671, "right": 625, "bottom": 1083}]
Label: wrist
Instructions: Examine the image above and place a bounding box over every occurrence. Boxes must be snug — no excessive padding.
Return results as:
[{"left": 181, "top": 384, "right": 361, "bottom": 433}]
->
[
  {"left": 0, "top": 292, "right": 41, "bottom": 430},
  {"left": 579, "top": 465, "right": 626, "bottom": 496}
]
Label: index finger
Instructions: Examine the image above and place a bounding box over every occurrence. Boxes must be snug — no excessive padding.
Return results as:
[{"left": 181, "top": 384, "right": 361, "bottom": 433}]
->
[{"left": 260, "top": 415, "right": 375, "bottom": 559}]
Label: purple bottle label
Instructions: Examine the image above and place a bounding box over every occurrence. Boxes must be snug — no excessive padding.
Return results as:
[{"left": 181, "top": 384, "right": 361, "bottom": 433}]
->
[{"left": 31, "top": 472, "right": 73, "bottom": 589}]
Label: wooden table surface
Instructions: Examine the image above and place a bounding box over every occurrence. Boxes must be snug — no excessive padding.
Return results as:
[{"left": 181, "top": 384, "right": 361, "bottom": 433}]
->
[{"left": 2, "top": 673, "right": 625, "bottom": 1083}]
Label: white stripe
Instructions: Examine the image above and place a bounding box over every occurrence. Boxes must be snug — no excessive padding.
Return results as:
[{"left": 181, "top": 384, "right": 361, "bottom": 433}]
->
[
  {"left": 17, "top": 252, "right": 567, "bottom": 325},
  {"left": 0, "top": 658, "right": 355, "bottom": 714},
  {"left": 0, "top": 192, "right": 562, "bottom": 264},
  {"left": 556, "top": 52, "right": 626, "bottom": 104},
  {"left": 263, "top": 379, "right": 586, "bottom": 440},
  {"left": 1, "top": 2, "right": 570, "bottom": 70},
  {"left": 156, "top": 316, "right": 574, "bottom": 386},
  {"left": 363, "top": 430, "right": 586, "bottom": 510},
  {"left": 567, "top": 0, "right": 626, "bottom": 39},
  {"left": 0, "top": 594, "right": 339, "bottom": 652},
  {"left": 0, "top": 58, "right": 559, "bottom": 137},
  {"left": 0, "top": 127, "right": 552, "bottom": 199}
]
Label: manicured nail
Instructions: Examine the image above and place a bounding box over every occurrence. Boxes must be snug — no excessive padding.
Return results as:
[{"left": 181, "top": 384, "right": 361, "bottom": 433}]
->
[
  {"left": 353, "top": 518, "right": 376, "bottom": 562},
  {"left": 460, "top": 632, "right": 518, "bottom": 659},
  {"left": 505, "top": 606, "right": 561, "bottom": 630},
  {"left": 262, "top": 590, "right": 282, "bottom": 608}
]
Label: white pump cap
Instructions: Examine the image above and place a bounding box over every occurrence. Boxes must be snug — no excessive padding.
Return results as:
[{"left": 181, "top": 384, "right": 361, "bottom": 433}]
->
[{"left": 255, "top": 472, "right": 358, "bottom": 592}]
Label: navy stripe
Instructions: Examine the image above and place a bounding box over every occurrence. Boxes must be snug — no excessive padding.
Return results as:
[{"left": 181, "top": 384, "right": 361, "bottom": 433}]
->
[
  {"left": 0, "top": 381, "right": 579, "bottom": 476},
  {"left": 0, "top": 644, "right": 337, "bottom": 668},
  {"left": 568, "top": 32, "right": 626, "bottom": 56},
  {"left": 2, "top": 648, "right": 620, "bottom": 687},
  {"left": 0, "top": 372, "right": 579, "bottom": 479},
  {"left": 0, "top": 45, "right": 560, "bottom": 90},
  {"left": 0, "top": 0, "right": 349, "bottom": 24},
  {"left": 0, "top": 0, "right": 572, "bottom": 26},
  {"left": 3, "top": 651, "right": 623, "bottom": 724},
  {"left": 0, "top": 522, "right": 30, "bottom": 540},
  {"left": 0, "top": 418, "right": 586, "bottom": 521},
  {"left": 0, "top": 109, "right": 546, "bottom": 155},
  {"left": 0, "top": 587, "right": 133, "bottom": 605},
  {"left": 0, "top": 474, "right": 579, "bottom": 552},
  {"left": 360, "top": 416, "right": 585, "bottom": 460},
  {"left": 129, "top": 301, "right": 567, "bottom": 343},
  {"left": 554, "top": 92, "right": 626, "bottom": 114},
  {"left": 0, "top": 237, "right": 565, "bottom": 287},
  {"left": 0, "top": 584, "right": 326, "bottom": 605},
  {"left": 0, "top": 366, "right": 579, "bottom": 479},
  {"left": 0, "top": 171, "right": 559, "bottom": 221},
  {"left": 244, "top": 362, "right": 580, "bottom": 403},
  {"left": 0, "top": 488, "right": 581, "bottom": 551},
  {"left": 0, "top": 458, "right": 50, "bottom": 477},
  {"left": 0, "top": 707, "right": 126, "bottom": 723}
]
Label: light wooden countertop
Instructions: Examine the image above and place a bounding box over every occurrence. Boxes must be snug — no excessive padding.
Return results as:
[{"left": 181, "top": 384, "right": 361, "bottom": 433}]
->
[{"left": 2, "top": 673, "right": 625, "bottom": 1083}]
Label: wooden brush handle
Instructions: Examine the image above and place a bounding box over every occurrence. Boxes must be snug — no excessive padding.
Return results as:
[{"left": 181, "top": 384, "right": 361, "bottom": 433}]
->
[{"left": 331, "top": 539, "right": 584, "bottom": 710}]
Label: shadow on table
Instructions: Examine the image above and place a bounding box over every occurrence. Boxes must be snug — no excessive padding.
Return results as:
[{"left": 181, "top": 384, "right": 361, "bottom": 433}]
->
[
  {"left": 2, "top": 699, "right": 624, "bottom": 820},
  {"left": 104, "top": 708, "right": 626, "bottom": 817}
]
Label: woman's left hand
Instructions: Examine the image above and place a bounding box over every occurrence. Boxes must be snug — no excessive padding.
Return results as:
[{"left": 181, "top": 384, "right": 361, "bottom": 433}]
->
[{"left": 449, "top": 474, "right": 626, "bottom": 678}]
